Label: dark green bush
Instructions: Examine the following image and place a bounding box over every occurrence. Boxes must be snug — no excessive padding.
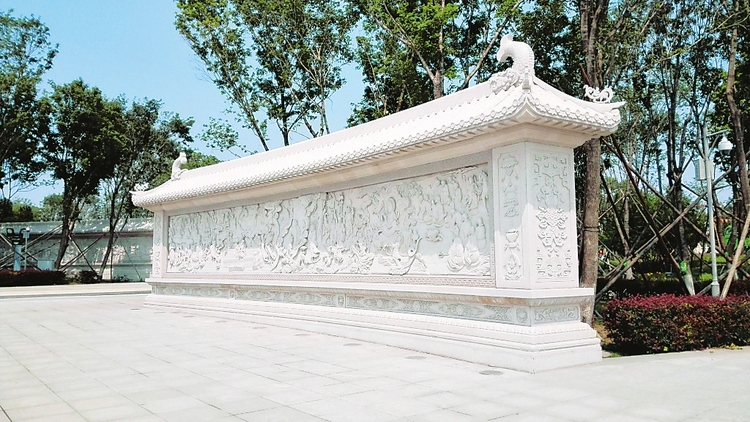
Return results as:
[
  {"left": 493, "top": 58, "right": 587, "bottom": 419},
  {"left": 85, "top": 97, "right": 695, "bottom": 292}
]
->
[
  {"left": 0, "top": 270, "right": 67, "bottom": 287},
  {"left": 597, "top": 277, "right": 750, "bottom": 298},
  {"left": 604, "top": 295, "right": 750, "bottom": 355},
  {"left": 75, "top": 270, "right": 101, "bottom": 284}
]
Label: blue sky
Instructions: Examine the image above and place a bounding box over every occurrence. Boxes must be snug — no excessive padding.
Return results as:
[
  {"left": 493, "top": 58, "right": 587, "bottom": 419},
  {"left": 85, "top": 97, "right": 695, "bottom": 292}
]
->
[{"left": 6, "top": 1, "right": 362, "bottom": 204}]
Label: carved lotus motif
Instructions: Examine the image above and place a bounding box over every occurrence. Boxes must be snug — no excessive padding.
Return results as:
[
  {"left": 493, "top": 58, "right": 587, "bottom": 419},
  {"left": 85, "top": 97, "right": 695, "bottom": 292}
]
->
[{"left": 446, "top": 243, "right": 489, "bottom": 274}]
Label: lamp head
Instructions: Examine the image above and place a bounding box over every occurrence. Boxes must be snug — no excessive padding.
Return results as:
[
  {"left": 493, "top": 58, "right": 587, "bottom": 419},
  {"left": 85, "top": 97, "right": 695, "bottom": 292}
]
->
[{"left": 717, "top": 135, "right": 733, "bottom": 154}]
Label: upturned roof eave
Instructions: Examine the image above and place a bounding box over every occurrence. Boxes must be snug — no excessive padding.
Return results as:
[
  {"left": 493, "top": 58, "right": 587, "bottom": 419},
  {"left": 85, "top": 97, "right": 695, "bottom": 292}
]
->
[{"left": 133, "top": 64, "right": 623, "bottom": 209}]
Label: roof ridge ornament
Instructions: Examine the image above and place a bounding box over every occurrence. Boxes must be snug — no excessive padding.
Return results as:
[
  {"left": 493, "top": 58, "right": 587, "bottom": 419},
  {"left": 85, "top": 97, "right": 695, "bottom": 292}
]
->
[
  {"left": 171, "top": 152, "right": 188, "bottom": 181},
  {"left": 131, "top": 182, "right": 148, "bottom": 193},
  {"left": 490, "top": 34, "right": 535, "bottom": 94},
  {"left": 583, "top": 85, "right": 614, "bottom": 103}
]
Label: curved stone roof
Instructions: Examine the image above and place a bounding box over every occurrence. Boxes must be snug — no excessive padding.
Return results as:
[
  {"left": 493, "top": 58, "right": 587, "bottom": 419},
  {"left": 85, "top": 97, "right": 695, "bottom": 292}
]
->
[{"left": 133, "top": 37, "right": 623, "bottom": 209}]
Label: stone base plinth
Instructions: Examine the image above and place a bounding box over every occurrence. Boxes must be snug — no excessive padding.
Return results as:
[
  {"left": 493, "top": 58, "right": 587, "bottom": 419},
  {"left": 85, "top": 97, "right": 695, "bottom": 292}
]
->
[{"left": 144, "top": 279, "right": 601, "bottom": 373}]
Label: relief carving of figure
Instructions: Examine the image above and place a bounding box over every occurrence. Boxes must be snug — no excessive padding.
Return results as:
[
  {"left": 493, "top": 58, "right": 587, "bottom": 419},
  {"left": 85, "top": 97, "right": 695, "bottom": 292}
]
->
[{"left": 166, "top": 166, "right": 492, "bottom": 276}]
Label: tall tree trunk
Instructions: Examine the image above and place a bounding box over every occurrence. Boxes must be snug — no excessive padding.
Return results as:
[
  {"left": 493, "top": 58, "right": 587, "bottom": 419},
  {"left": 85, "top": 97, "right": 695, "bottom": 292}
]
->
[
  {"left": 721, "top": 15, "right": 747, "bottom": 298},
  {"left": 579, "top": 139, "right": 601, "bottom": 324},
  {"left": 54, "top": 194, "right": 76, "bottom": 270},
  {"left": 623, "top": 177, "right": 634, "bottom": 280},
  {"left": 577, "top": 0, "right": 609, "bottom": 324},
  {"left": 726, "top": 25, "right": 748, "bottom": 215},
  {"left": 99, "top": 191, "right": 123, "bottom": 279}
]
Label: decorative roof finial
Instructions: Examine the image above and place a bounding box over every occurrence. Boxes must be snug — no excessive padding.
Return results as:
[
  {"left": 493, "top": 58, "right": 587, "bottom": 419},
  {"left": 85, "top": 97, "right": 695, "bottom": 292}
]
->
[
  {"left": 496, "top": 34, "right": 535, "bottom": 77},
  {"left": 171, "top": 152, "right": 188, "bottom": 181},
  {"left": 491, "top": 34, "right": 535, "bottom": 93},
  {"left": 584, "top": 85, "right": 614, "bottom": 103}
]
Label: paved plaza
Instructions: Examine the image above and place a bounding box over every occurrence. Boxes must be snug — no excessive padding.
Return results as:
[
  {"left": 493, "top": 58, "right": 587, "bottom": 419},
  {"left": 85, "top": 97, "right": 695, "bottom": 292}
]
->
[{"left": 1, "top": 287, "right": 748, "bottom": 422}]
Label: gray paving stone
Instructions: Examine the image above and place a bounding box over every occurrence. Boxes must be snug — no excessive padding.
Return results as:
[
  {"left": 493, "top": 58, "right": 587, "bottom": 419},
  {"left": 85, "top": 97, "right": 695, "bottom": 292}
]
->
[
  {"left": 4, "top": 402, "right": 78, "bottom": 421},
  {"left": 236, "top": 406, "right": 327, "bottom": 422},
  {"left": 1, "top": 293, "right": 749, "bottom": 422},
  {"left": 77, "top": 404, "right": 152, "bottom": 422}
]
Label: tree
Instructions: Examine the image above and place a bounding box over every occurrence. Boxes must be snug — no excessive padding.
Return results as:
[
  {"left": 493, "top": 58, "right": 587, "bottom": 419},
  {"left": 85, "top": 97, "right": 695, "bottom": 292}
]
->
[
  {"left": 98, "top": 99, "right": 194, "bottom": 278},
  {"left": 39, "top": 79, "right": 126, "bottom": 270},
  {"left": 38, "top": 193, "right": 63, "bottom": 221},
  {"left": 0, "top": 197, "right": 12, "bottom": 221},
  {"left": 570, "top": 0, "right": 664, "bottom": 321},
  {"left": 350, "top": 0, "right": 522, "bottom": 117},
  {"left": 717, "top": 0, "right": 750, "bottom": 298},
  {"left": 0, "top": 10, "right": 57, "bottom": 199},
  {"left": 200, "top": 117, "right": 249, "bottom": 158},
  {"left": 348, "top": 28, "right": 433, "bottom": 125},
  {"left": 175, "top": 0, "right": 356, "bottom": 151}
]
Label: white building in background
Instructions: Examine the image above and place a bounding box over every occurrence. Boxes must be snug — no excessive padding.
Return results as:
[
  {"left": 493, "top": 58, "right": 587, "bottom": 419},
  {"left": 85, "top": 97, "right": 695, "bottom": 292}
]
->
[{"left": 0, "top": 218, "right": 153, "bottom": 280}]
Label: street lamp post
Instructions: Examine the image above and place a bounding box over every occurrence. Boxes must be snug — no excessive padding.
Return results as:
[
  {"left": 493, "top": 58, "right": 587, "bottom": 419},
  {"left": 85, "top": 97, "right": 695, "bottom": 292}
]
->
[
  {"left": 21, "top": 227, "right": 30, "bottom": 270},
  {"left": 701, "top": 126, "right": 733, "bottom": 297}
]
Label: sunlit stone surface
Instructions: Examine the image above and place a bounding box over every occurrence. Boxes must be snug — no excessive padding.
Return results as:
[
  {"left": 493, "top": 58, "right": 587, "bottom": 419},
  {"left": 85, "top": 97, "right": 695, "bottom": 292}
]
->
[{"left": 133, "top": 35, "right": 623, "bottom": 372}]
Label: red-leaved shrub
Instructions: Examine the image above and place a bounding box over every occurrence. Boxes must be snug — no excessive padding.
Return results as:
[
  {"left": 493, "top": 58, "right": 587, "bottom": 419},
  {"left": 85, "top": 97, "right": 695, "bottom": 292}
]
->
[{"left": 603, "top": 294, "right": 750, "bottom": 354}]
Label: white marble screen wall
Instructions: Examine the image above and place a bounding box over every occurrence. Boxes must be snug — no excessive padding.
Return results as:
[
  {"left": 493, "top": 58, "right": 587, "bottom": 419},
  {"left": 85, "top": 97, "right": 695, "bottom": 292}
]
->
[{"left": 166, "top": 165, "right": 491, "bottom": 277}]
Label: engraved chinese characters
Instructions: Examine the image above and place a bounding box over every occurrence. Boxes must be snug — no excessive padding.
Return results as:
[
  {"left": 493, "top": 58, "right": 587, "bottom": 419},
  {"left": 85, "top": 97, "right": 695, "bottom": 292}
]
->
[
  {"left": 494, "top": 143, "right": 577, "bottom": 288},
  {"left": 496, "top": 151, "right": 523, "bottom": 282},
  {"left": 167, "top": 166, "right": 491, "bottom": 276}
]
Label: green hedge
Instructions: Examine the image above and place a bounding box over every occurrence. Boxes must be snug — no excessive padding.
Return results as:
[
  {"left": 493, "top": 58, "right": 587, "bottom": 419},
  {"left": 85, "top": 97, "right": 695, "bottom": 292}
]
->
[
  {"left": 597, "top": 277, "right": 750, "bottom": 297},
  {"left": 603, "top": 295, "right": 750, "bottom": 355},
  {"left": 0, "top": 270, "right": 67, "bottom": 287}
]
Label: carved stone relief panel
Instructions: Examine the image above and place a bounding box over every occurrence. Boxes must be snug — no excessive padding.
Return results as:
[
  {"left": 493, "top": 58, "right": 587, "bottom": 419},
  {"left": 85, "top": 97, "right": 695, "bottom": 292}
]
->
[
  {"left": 166, "top": 166, "right": 491, "bottom": 276},
  {"left": 151, "top": 282, "right": 585, "bottom": 326},
  {"left": 531, "top": 149, "right": 575, "bottom": 281}
]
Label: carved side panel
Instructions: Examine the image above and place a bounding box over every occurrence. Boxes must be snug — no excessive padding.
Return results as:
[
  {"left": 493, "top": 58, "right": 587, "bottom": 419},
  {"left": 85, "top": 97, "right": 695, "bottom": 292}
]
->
[
  {"left": 166, "top": 166, "right": 491, "bottom": 276},
  {"left": 151, "top": 212, "right": 163, "bottom": 278},
  {"left": 493, "top": 146, "right": 525, "bottom": 285},
  {"left": 530, "top": 148, "right": 575, "bottom": 282}
]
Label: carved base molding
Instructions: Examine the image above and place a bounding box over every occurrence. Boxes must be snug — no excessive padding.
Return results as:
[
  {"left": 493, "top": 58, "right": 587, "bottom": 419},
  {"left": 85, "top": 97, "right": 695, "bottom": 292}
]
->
[{"left": 145, "top": 279, "right": 601, "bottom": 373}]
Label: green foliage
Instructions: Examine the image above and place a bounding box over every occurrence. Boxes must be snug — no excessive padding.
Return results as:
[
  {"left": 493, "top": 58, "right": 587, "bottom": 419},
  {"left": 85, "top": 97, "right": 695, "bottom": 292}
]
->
[
  {"left": 38, "top": 193, "right": 63, "bottom": 221},
  {"left": 0, "top": 197, "right": 11, "bottom": 221},
  {"left": 40, "top": 79, "right": 125, "bottom": 206},
  {"left": 14, "top": 203, "right": 33, "bottom": 221},
  {"left": 604, "top": 295, "right": 750, "bottom": 355},
  {"left": 598, "top": 276, "right": 750, "bottom": 298},
  {"left": 95, "top": 99, "right": 194, "bottom": 276},
  {"left": 200, "top": 117, "right": 251, "bottom": 157},
  {"left": 74, "top": 270, "right": 100, "bottom": 284},
  {"left": 0, "top": 197, "right": 37, "bottom": 222},
  {"left": 515, "top": 0, "right": 579, "bottom": 92},
  {"left": 348, "top": 30, "right": 433, "bottom": 125},
  {"left": 39, "top": 79, "right": 127, "bottom": 268},
  {"left": 101, "top": 99, "right": 194, "bottom": 220},
  {"left": 184, "top": 151, "right": 221, "bottom": 170},
  {"left": 0, "top": 10, "right": 57, "bottom": 197},
  {"left": 350, "top": 0, "right": 522, "bottom": 123},
  {"left": 176, "top": 0, "right": 356, "bottom": 150},
  {"left": 148, "top": 150, "right": 221, "bottom": 189},
  {"left": 599, "top": 178, "right": 707, "bottom": 267}
]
